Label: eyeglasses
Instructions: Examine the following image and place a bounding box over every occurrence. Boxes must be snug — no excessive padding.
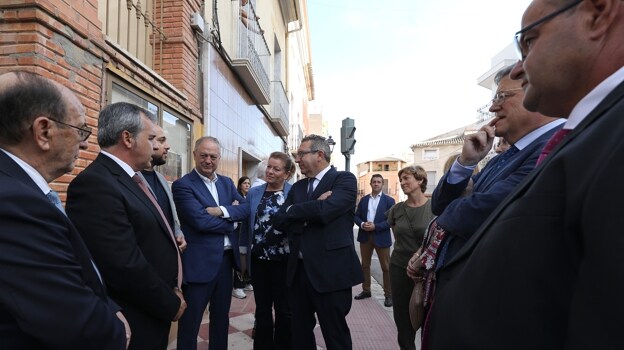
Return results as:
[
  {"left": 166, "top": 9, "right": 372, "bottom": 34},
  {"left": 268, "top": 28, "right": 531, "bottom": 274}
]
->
[
  {"left": 49, "top": 117, "right": 92, "bottom": 141},
  {"left": 296, "top": 149, "right": 318, "bottom": 158},
  {"left": 514, "top": 0, "right": 583, "bottom": 60},
  {"left": 491, "top": 88, "right": 523, "bottom": 106}
]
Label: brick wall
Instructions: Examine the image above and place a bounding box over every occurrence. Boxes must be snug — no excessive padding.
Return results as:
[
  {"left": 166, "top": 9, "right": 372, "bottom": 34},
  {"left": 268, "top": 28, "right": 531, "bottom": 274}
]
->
[{"left": 0, "top": 0, "right": 203, "bottom": 200}]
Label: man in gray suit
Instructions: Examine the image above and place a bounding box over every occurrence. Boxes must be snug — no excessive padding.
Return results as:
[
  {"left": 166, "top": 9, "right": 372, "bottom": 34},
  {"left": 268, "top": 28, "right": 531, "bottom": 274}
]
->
[{"left": 140, "top": 124, "right": 186, "bottom": 251}]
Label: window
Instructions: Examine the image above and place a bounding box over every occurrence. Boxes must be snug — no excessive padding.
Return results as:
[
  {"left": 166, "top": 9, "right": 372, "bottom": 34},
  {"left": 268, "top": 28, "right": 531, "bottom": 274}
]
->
[
  {"left": 426, "top": 171, "right": 437, "bottom": 194},
  {"left": 384, "top": 164, "right": 389, "bottom": 171},
  {"left": 110, "top": 82, "right": 192, "bottom": 182},
  {"left": 423, "top": 149, "right": 439, "bottom": 160}
]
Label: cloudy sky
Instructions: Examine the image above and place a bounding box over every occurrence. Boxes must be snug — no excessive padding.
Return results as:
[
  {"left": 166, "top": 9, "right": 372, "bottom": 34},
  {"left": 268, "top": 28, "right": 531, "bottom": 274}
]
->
[{"left": 307, "top": 0, "right": 533, "bottom": 170}]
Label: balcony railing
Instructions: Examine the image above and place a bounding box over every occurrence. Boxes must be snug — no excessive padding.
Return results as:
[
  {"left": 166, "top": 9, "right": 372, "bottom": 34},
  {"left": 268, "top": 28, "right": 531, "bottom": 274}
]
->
[
  {"left": 231, "top": 0, "right": 271, "bottom": 104},
  {"left": 289, "top": 122, "right": 303, "bottom": 154},
  {"left": 269, "top": 80, "right": 289, "bottom": 136},
  {"left": 98, "top": 0, "right": 167, "bottom": 72}
]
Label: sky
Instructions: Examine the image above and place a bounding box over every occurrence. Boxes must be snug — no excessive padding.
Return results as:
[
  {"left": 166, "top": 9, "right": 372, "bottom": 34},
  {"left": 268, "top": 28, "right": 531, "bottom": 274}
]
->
[{"left": 306, "top": 0, "right": 534, "bottom": 170}]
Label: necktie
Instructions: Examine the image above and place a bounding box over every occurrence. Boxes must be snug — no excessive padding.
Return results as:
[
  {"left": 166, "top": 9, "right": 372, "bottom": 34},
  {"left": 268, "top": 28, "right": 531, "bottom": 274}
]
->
[
  {"left": 46, "top": 189, "right": 103, "bottom": 284},
  {"left": 536, "top": 129, "right": 572, "bottom": 165},
  {"left": 307, "top": 177, "right": 315, "bottom": 199},
  {"left": 46, "top": 190, "right": 66, "bottom": 215},
  {"left": 492, "top": 145, "right": 519, "bottom": 171},
  {"left": 133, "top": 174, "right": 183, "bottom": 289}
]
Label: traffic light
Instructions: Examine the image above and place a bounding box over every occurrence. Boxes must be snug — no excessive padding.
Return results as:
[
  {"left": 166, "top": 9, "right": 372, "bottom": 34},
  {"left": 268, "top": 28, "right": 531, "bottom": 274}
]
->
[{"left": 340, "top": 118, "right": 356, "bottom": 155}]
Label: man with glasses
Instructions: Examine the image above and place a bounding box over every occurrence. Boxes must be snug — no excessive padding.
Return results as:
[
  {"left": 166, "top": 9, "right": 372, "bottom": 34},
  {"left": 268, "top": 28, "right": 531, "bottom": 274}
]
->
[
  {"left": 67, "top": 102, "right": 186, "bottom": 350},
  {"left": 422, "top": 65, "right": 562, "bottom": 272},
  {"left": 273, "top": 134, "right": 363, "bottom": 350},
  {"left": 172, "top": 136, "right": 247, "bottom": 350},
  {"left": 427, "top": 1, "right": 624, "bottom": 348},
  {"left": 0, "top": 71, "right": 129, "bottom": 348}
]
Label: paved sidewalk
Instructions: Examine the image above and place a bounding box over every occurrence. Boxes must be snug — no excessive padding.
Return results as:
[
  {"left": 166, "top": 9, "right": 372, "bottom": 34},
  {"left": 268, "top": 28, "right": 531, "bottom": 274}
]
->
[{"left": 167, "top": 277, "right": 399, "bottom": 349}]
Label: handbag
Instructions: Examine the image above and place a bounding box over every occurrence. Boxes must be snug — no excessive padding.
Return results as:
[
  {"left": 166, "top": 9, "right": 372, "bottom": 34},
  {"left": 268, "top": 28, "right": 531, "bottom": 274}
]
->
[
  {"left": 409, "top": 247, "right": 425, "bottom": 330},
  {"left": 406, "top": 211, "right": 438, "bottom": 331}
]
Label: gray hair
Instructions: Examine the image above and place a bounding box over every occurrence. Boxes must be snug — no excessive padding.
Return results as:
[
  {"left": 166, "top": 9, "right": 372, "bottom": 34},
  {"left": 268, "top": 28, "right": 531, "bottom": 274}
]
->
[
  {"left": 97, "top": 102, "right": 155, "bottom": 148},
  {"left": 193, "top": 136, "right": 221, "bottom": 152},
  {"left": 301, "top": 134, "right": 331, "bottom": 162},
  {"left": 494, "top": 64, "right": 516, "bottom": 85}
]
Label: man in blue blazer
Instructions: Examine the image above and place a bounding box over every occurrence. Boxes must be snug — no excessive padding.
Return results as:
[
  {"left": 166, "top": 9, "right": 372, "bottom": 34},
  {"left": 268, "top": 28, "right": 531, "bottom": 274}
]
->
[
  {"left": 0, "top": 71, "right": 128, "bottom": 349},
  {"left": 430, "top": 65, "right": 563, "bottom": 268},
  {"left": 353, "top": 174, "right": 395, "bottom": 307},
  {"left": 274, "top": 134, "right": 363, "bottom": 350},
  {"left": 172, "top": 136, "right": 247, "bottom": 350}
]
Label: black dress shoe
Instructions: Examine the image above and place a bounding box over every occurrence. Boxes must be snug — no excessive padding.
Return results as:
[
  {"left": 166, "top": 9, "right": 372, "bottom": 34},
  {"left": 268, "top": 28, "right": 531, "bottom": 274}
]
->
[
  {"left": 384, "top": 296, "right": 393, "bottom": 307},
  {"left": 354, "top": 291, "right": 372, "bottom": 300}
]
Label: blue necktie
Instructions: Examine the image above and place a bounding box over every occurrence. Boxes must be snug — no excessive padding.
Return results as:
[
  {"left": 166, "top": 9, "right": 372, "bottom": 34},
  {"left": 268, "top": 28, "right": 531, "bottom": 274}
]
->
[
  {"left": 492, "top": 145, "right": 519, "bottom": 171},
  {"left": 46, "top": 189, "right": 104, "bottom": 283},
  {"left": 46, "top": 190, "right": 66, "bottom": 215},
  {"left": 307, "top": 178, "right": 315, "bottom": 199}
]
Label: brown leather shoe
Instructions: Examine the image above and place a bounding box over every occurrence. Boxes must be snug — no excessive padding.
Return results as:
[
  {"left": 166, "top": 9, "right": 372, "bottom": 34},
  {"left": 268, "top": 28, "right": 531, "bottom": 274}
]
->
[{"left": 354, "top": 291, "right": 372, "bottom": 300}]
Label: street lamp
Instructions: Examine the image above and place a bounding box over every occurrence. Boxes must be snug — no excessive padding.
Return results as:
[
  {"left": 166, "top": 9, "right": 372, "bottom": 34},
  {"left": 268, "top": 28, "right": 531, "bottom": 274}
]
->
[{"left": 327, "top": 135, "right": 336, "bottom": 154}]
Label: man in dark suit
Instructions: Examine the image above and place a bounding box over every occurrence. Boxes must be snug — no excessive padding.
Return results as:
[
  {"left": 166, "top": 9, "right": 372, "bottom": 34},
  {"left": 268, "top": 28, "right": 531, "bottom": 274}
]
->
[
  {"left": 428, "top": 64, "right": 563, "bottom": 268},
  {"left": 0, "top": 70, "right": 128, "bottom": 349},
  {"left": 67, "top": 102, "right": 186, "bottom": 350},
  {"left": 353, "top": 174, "right": 396, "bottom": 307},
  {"left": 172, "top": 136, "right": 247, "bottom": 350},
  {"left": 274, "top": 134, "right": 364, "bottom": 350},
  {"left": 139, "top": 123, "right": 187, "bottom": 252},
  {"left": 427, "top": 1, "right": 624, "bottom": 349}
]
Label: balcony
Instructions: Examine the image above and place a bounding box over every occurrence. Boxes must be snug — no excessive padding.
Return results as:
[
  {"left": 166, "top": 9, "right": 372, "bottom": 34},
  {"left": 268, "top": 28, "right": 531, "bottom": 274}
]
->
[
  {"left": 289, "top": 122, "right": 303, "bottom": 154},
  {"left": 269, "top": 81, "right": 289, "bottom": 136},
  {"left": 231, "top": 0, "right": 271, "bottom": 104}
]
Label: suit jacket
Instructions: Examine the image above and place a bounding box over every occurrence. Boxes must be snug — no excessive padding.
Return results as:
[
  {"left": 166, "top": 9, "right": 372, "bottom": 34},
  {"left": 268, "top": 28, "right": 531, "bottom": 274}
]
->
[
  {"left": 66, "top": 154, "right": 181, "bottom": 334},
  {"left": 274, "top": 167, "right": 364, "bottom": 293},
  {"left": 354, "top": 192, "right": 395, "bottom": 247},
  {"left": 431, "top": 123, "right": 561, "bottom": 261},
  {"left": 137, "top": 170, "right": 184, "bottom": 237},
  {"left": 239, "top": 182, "right": 292, "bottom": 272},
  {"left": 0, "top": 151, "right": 125, "bottom": 349},
  {"left": 427, "top": 80, "right": 624, "bottom": 349},
  {"left": 172, "top": 170, "right": 247, "bottom": 283}
]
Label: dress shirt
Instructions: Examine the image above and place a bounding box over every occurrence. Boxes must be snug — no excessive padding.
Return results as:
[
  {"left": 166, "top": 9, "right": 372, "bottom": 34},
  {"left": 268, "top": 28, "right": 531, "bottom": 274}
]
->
[
  {"left": 366, "top": 192, "right": 382, "bottom": 223},
  {"left": 447, "top": 118, "right": 565, "bottom": 184},
  {"left": 0, "top": 148, "right": 51, "bottom": 195},
  {"left": 309, "top": 165, "right": 332, "bottom": 192},
  {"left": 565, "top": 65, "right": 624, "bottom": 129},
  {"left": 193, "top": 169, "right": 232, "bottom": 249}
]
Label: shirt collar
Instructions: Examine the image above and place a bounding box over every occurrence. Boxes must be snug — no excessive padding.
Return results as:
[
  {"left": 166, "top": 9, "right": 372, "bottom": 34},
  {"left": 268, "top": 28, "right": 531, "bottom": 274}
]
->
[
  {"left": 514, "top": 118, "right": 565, "bottom": 150},
  {"left": 100, "top": 150, "right": 136, "bottom": 178},
  {"left": 313, "top": 165, "right": 332, "bottom": 182},
  {"left": 565, "top": 65, "right": 624, "bottom": 130},
  {"left": 194, "top": 168, "right": 219, "bottom": 183},
  {"left": 0, "top": 148, "right": 50, "bottom": 194},
  {"left": 370, "top": 192, "right": 382, "bottom": 199}
]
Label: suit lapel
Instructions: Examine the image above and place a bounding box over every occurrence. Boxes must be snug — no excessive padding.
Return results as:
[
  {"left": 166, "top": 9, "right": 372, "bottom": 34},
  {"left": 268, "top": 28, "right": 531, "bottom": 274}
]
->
[
  {"left": 447, "top": 80, "right": 624, "bottom": 267},
  {"left": 188, "top": 170, "right": 218, "bottom": 207},
  {"left": 97, "top": 155, "right": 173, "bottom": 242},
  {"left": 312, "top": 167, "right": 337, "bottom": 198}
]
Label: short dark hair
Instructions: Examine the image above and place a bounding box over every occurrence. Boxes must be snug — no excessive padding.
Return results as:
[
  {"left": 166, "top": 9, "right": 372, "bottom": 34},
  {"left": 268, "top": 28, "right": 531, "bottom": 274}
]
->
[
  {"left": 301, "top": 134, "right": 331, "bottom": 162},
  {"left": 97, "top": 102, "right": 155, "bottom": 148},
  {"left": 371, "top": 174, "right": 384, "bottom": 183},
  {"left": 0, "top": 71, "right": 66, "bottom": 145}
]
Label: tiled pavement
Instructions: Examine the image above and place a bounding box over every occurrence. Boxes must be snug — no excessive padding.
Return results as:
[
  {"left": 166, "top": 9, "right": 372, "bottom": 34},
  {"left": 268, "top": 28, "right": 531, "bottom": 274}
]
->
[{"left": 167, "top": 278, "right": 402, "bottom": 350}]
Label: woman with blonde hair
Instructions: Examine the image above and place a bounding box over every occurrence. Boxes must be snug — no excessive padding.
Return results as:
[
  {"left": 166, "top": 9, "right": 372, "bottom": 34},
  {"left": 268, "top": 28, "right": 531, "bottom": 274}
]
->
[{"left": 386, "top": 165, "right": 435, "bottom": 350}]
